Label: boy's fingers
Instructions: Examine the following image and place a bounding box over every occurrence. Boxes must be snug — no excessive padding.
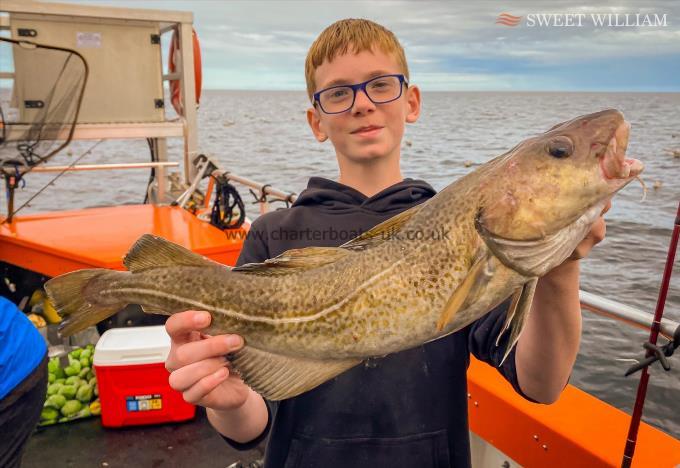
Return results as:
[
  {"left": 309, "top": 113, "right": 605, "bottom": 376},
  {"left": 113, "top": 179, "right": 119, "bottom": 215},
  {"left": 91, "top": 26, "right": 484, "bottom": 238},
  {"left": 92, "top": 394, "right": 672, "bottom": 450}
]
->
[
  {"left": 569, "top": 217, "right": 607, "bottom": 260},
  {"left": 168, "top": 357, "right": 227, "bottom": 393},
  {"left": 182, "top": 367, "right": 230, "bottom": 405},
  {"left": 165, "top": 311, "right": 211, "bottom": 345},
  {"left": 173, "top": 334, "right": 244, "bottom": 367}
]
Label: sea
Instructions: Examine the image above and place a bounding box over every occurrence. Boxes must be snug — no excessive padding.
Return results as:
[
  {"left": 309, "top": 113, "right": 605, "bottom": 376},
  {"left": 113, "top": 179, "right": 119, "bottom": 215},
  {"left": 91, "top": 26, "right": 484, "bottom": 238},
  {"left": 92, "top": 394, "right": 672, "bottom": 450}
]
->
[{"left": 4, "top": 90, "right": 680, "bottom": 439}]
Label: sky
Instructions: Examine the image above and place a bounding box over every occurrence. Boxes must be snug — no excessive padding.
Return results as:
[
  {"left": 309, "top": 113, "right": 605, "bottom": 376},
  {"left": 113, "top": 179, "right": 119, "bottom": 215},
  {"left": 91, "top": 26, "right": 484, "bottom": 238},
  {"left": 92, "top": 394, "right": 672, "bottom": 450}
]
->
[{"left": 23, "top": 1, "right": 680, "bottom": 91}]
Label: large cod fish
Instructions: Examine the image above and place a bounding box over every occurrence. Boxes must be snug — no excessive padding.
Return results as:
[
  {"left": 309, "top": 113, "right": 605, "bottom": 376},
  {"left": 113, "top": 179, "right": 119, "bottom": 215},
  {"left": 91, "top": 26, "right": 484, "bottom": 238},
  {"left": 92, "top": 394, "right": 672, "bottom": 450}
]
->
[{"left": 46, "top": 109, "right": 644, "bottom": 401}]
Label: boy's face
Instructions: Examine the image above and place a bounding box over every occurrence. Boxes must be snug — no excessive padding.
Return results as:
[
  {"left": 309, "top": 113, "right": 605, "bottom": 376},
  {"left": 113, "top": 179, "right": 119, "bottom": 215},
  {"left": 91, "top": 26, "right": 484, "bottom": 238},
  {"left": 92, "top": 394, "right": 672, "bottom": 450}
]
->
[{"left": 307, "top": 49, "right": 421, "bottom": 165}]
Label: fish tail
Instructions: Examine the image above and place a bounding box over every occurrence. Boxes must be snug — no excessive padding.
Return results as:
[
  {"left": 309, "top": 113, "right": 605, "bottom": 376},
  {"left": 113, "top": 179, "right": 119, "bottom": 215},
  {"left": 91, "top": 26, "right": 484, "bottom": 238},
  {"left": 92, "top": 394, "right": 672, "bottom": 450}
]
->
[{"left": 45, "top": 269, "right": 125, "bottom": 337}]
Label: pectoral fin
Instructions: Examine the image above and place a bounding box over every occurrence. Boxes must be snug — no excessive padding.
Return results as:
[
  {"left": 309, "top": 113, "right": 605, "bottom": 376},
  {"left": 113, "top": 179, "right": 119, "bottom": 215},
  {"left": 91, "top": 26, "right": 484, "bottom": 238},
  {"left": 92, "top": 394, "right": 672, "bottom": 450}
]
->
[
  {"left": 228, "top": 346, "right": 361, "bottom": 400},
  {"left": 496, "top": 278, "right": 537, "bottom": 366},
  {"left": 436, "top": 254, "right": 489, "bottom": 332}
]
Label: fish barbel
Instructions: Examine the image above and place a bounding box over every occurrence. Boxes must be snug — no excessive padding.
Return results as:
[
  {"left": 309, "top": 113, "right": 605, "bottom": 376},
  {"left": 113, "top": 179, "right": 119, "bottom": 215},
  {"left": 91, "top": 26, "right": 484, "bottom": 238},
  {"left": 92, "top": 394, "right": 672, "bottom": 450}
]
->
[{"left": 45, "top": 109, "right": 644, "bottom": 400}]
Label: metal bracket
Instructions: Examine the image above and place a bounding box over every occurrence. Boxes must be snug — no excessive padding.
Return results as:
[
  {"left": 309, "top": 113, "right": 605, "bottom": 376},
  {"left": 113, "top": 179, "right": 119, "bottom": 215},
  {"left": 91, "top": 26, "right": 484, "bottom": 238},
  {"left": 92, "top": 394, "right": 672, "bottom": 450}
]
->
[
  {"left": 625, "top": 324, "right": 680, "bottom": 376},
  {"left": 173, "top": 154, "right": 218, "bottom": 209}
]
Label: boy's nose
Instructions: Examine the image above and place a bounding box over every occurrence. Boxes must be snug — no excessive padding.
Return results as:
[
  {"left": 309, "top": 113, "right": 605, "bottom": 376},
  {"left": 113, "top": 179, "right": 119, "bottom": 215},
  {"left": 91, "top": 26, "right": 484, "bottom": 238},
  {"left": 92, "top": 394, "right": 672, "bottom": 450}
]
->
[{"left": 351, "top": 89, "right": 376, "bottom": 115}]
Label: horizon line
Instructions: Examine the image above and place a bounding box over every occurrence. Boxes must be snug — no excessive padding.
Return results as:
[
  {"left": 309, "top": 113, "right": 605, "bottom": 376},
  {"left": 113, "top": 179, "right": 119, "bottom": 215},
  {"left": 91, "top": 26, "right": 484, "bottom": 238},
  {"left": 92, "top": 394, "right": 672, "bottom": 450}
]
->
[{"left": 201, "top": 88, "right": 680, "bottom": 93}]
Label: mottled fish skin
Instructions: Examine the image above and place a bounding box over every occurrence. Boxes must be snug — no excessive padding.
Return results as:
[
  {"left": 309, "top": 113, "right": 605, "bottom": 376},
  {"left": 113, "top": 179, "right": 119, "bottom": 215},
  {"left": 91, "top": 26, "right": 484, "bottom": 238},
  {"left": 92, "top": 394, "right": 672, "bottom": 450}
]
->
[
  {"left": 95, "top": 179, "right": 496, "bottom": 360},
  {"left": 53, "top": 109, "right": 642, "bottom": 363}
]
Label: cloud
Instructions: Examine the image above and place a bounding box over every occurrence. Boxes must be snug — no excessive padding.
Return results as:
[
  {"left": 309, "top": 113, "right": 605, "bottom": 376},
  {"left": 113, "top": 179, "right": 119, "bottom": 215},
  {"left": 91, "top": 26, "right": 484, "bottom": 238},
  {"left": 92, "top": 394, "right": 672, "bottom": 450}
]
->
[{"left": 44, "top": 0, "right": 680, "bottom": 91}]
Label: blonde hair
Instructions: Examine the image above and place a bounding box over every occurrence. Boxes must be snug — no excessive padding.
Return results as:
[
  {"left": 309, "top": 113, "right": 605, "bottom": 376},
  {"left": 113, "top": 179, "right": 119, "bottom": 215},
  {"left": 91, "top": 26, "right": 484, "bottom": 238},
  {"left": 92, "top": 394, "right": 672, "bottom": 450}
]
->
[{"left": 304, "top": 19, "right": 409, "bottom": 102}]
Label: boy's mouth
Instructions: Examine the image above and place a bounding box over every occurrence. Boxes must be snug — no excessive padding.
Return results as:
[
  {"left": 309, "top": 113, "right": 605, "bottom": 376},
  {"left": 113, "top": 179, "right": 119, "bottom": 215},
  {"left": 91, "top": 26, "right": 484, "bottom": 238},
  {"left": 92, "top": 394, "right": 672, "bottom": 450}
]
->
[{"left": 351, "top": 125, "right": 383, "bottom": 137}]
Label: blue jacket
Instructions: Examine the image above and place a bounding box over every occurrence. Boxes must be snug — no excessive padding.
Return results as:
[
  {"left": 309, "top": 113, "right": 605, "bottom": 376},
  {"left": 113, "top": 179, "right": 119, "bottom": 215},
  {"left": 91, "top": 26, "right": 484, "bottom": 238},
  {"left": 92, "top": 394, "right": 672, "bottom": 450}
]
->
[{"left": 0, "top": 296, "right": 47, "bottom": 400}]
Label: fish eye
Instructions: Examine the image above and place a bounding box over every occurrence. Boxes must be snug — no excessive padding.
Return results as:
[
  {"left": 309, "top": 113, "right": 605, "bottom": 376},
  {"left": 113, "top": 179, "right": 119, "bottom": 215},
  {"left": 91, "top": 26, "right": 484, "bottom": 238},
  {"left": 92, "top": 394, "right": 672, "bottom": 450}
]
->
[{"left": 546, "top": 137, "right": 573, "bottom": 159}]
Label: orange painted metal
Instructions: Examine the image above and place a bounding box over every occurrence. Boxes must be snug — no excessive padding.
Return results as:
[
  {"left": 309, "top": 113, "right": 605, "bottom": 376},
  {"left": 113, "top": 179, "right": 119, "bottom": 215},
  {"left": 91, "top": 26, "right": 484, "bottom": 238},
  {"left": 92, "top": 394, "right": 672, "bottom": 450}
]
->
[
  {"left": 0, "top": 204, "right": 248, "bottom": 277},
  {"left": 467, "top": 357, "right": 680, "bottom": 467}
]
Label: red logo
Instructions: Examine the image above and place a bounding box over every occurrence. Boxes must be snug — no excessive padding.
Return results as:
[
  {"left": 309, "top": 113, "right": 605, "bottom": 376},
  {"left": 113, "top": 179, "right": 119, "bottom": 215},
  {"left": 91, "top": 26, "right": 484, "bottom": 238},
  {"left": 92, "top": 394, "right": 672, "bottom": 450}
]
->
[{"left": 496, "top": 13, "right": 522, "bottom": 26}]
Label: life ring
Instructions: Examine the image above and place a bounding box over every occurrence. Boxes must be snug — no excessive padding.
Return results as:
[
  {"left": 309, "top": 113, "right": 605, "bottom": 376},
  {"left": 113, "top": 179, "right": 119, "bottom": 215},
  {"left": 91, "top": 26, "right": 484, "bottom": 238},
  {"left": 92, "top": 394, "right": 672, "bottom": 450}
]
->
[{"left": 168, "top": 28, "right": 202, "bottom": 116}]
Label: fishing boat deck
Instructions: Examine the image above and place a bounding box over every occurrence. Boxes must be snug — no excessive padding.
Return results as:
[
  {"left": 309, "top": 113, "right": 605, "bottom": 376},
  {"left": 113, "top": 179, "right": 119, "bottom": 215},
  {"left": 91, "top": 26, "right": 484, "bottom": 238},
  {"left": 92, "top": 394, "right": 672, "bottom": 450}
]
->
[
  {"left": 19, "top": 358, "right": 680, "bottom": 467},
  {"left": 0, "top": 205, "right": 246, "bottom": 277},
  {"left": 22, "top": 406, "right": 265, "bottom": 468}
]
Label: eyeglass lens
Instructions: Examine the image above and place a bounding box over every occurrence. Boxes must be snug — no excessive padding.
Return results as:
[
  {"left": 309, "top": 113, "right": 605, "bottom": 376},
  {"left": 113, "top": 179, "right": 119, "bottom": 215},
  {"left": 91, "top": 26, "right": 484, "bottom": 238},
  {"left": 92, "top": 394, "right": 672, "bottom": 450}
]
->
[{"left": 319, "top": 76, "right": 402, "bottom": 113}]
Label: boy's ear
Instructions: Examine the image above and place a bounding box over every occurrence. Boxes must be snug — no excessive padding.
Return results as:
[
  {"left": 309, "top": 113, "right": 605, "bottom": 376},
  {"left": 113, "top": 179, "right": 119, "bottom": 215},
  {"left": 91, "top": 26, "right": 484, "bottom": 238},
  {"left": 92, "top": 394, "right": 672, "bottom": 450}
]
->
[
  {"left": 307, "top": 106, "right": 328, "bottom": 142},
  {"left": 405, "top": 85, "right": 421, "bottom": 124}
]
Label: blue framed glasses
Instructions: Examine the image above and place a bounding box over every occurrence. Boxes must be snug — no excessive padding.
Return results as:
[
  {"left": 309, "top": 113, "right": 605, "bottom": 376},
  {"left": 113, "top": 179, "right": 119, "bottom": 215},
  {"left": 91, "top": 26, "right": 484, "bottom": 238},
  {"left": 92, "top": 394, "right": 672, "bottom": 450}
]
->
[{"left": 313, "top": 74, "right": 408, "bottom": 114}]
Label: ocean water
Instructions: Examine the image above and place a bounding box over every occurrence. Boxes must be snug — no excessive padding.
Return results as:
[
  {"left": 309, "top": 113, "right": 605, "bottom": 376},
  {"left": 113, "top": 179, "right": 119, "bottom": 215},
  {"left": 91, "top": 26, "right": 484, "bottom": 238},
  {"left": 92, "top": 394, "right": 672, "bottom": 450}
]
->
[{"left": 4, "top": 90, "right": 680, "bottom": 439}]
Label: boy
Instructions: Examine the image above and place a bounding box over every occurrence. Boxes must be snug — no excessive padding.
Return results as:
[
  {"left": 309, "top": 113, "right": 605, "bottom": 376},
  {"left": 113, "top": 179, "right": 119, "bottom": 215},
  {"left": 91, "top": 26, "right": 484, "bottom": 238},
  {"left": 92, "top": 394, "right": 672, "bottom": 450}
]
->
[{"left": 165, "top": 19, "right": 607, "bottom": 467}]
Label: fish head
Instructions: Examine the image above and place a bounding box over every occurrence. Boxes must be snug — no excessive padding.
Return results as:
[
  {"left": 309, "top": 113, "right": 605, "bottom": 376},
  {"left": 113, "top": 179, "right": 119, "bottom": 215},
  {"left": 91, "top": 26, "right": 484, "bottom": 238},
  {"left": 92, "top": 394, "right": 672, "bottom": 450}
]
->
[{"left": 477, "top": 109, "right": 644, "bottom": 242}]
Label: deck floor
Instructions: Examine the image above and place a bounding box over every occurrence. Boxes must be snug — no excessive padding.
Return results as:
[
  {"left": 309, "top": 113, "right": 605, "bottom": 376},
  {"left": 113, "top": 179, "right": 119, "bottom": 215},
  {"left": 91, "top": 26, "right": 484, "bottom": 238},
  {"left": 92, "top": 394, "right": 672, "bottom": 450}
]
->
[{"left": 22, "top": 407, "right": 266, "bottom": 467}]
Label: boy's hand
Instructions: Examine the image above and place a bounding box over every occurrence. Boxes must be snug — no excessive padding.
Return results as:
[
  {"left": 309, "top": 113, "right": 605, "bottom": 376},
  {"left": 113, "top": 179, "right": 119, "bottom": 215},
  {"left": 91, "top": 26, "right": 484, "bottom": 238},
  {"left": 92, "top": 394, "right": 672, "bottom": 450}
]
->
[
  {"left": 165, "top": 310, "right": 251, "bottom": 411},
  {"left": 568, "top": 198, "right": 611, "bottom": 261}
]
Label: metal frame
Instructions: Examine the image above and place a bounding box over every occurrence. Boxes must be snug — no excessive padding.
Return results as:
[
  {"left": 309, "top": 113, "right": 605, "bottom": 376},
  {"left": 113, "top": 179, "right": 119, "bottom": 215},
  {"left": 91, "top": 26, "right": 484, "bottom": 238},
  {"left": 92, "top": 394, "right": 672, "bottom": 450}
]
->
[
  {"left": 580, "top": 290, "right": 678, "bottom": 340},
  {"left": 29, "top": 161, "right": 178, "bottom": 173},
  {"left": 0, "top": 0, "right": 199, "bottom": 196},
  {"left": 3, "top": 122, "right": 184, "bottom": 141},
  {"left": 212, "top": 170, "right": 298, "bottom": 216},
  {"left": 0, "top": 1, "right": 192, "bottom": 25},
  {"left": 214, "top": 170, "right": 298, "bottom": 203}
]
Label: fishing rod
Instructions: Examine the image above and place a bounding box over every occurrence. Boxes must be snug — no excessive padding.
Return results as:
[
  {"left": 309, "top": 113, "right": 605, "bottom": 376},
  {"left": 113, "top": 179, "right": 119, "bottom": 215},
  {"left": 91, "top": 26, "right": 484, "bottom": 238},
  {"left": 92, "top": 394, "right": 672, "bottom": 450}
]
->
[
  {"left": 0, "top": 140, "right": 104, "bottom": 225},
  {"left": 621, "top": 200, "right": 680, "bottom": 468}
]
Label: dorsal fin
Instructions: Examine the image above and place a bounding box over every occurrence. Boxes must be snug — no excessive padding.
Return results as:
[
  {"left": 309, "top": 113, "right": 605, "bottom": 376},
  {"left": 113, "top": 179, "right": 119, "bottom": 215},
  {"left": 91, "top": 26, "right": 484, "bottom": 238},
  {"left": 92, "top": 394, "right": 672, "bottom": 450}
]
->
[
  {"left": 232, "top": 246, "right": 350, "bottom": 276},
  {"left": 229, "top": 345, "right": 361, "bottom": 400},
  {"left": 340, "top": 202, "right": 425, "bottom": 252},
  {"left": 233, "top": 203, "right": 427, "bottom": 276},
  {"left": 123, "top": 234, "right": 224, "bottom": 273}
]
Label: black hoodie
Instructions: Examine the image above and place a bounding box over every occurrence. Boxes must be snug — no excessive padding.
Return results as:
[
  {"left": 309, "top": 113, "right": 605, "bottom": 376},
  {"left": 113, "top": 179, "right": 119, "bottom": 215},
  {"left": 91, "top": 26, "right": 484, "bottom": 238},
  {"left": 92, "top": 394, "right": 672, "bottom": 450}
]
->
[
  {"left": 236, "top": 176, "right": 438, "bottom": 262},
  {"left": 227, "top": 177, "right": 529, "bottom": 468}
]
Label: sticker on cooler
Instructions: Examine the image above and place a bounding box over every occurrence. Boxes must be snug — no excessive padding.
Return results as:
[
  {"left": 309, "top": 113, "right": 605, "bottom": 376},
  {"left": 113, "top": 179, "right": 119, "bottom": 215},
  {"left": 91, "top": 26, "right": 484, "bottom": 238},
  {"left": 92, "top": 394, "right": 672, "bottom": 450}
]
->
[{"left": 126, "top": 394, "right": 162, "bottom": 412}]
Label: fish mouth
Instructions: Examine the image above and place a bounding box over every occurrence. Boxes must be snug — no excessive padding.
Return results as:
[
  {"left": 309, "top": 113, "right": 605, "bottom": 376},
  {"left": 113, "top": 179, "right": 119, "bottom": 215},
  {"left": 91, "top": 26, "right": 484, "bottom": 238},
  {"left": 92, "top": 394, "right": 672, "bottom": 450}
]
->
[{"left": 596, "top": 120, "right": 644, "bottom": 185}]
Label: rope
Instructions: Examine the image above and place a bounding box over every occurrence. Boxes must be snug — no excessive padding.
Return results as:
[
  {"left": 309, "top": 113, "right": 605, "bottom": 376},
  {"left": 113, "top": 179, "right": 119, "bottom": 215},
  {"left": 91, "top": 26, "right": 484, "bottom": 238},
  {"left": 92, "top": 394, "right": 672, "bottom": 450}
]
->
[{"left": 210, "top": 174, "right": 245, "bottom": 230}]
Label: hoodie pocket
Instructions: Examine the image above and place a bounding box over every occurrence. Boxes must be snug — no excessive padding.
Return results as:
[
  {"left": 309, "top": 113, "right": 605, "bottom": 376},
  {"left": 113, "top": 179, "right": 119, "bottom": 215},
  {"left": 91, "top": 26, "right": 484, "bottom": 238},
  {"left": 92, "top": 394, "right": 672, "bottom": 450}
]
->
[{"left": 283, "top": 429, "right": 450, "bottom": 468}]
